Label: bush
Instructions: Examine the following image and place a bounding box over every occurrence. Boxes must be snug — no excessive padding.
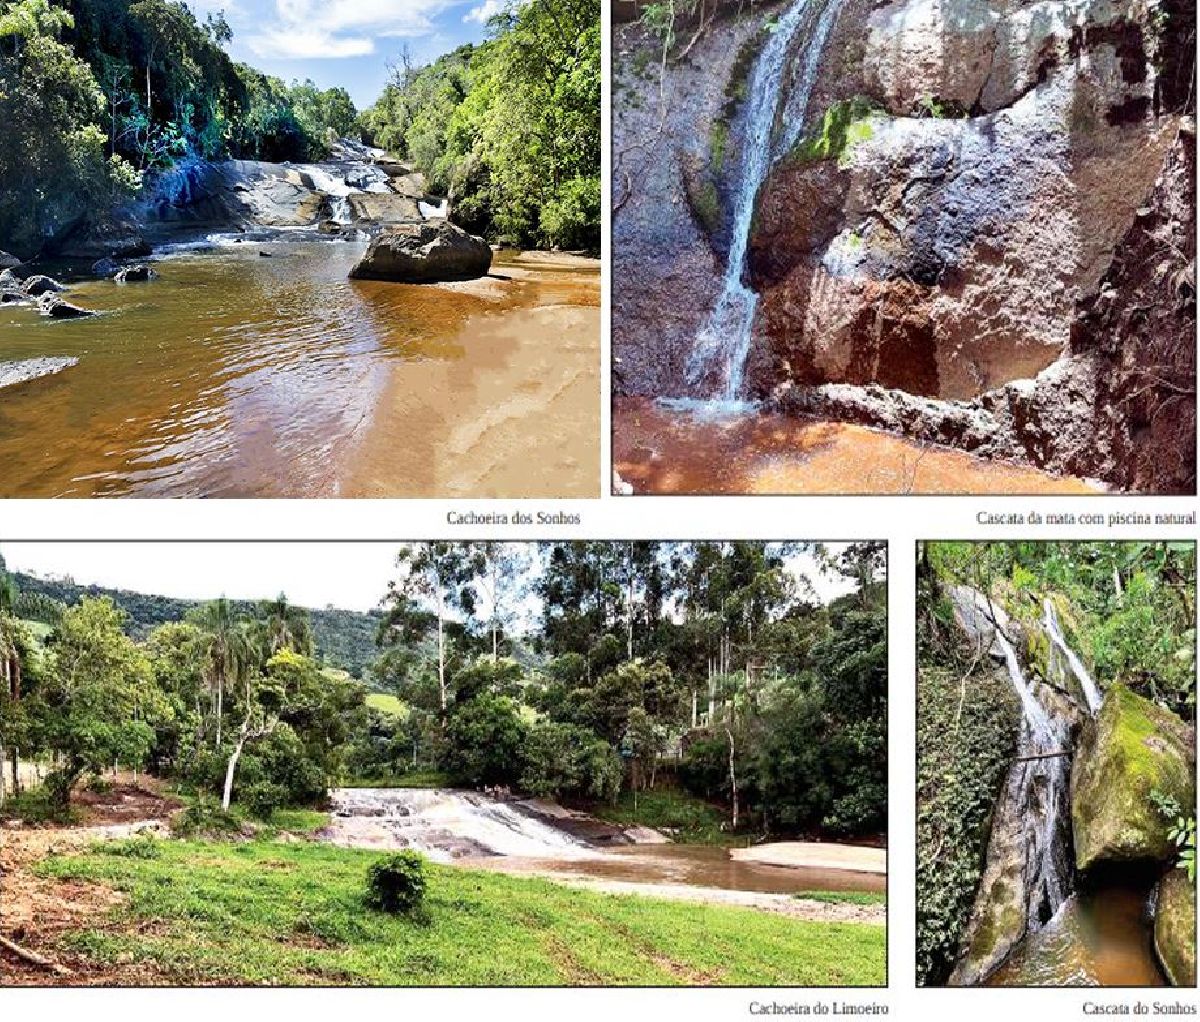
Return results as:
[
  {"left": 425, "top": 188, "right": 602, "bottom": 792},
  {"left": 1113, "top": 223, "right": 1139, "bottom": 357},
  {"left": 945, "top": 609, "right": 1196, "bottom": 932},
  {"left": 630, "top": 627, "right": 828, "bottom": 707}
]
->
[
  {"left": 243, "top": 781, "right": 287, "bottom": 821},
  {"left": 85, "top": 775, "right": 114, "bottom": 795},
  {"left": 100, "top": 833, "right": 162, "bottom": 859},
  {"left": 364, "top": 851, "right": 428, "bottom": 915},
  {"left": 170, "top": 798, "right": 241, "bottom": 838}
]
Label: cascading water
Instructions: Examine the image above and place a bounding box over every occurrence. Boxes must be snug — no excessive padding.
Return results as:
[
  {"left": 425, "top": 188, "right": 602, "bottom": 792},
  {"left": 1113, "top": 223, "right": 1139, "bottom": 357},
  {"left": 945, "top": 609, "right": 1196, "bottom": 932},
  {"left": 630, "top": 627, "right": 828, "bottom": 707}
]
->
[
  {"left": 951, "top": 586, "right": 1073, "bottom": 950},
  {"left": 1043, "top": 598, "right": 1102, "bottom": 715},
  {"left": 684, "top": 0, "right": 843, "bottom": 401},
  {"left": 321, "top": 788, "right": 594, "bottom": 863}
]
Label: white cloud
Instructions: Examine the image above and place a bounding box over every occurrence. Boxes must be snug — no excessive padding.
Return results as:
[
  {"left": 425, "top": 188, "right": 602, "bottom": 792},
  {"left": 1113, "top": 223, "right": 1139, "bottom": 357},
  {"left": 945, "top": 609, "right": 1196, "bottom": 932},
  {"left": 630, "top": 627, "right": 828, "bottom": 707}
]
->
[
  {"left": 246, "top": 0, "right": 451, "bottom": 60},
  {"left": 463, "top": 0, "right": 503, "bottom": 24}
]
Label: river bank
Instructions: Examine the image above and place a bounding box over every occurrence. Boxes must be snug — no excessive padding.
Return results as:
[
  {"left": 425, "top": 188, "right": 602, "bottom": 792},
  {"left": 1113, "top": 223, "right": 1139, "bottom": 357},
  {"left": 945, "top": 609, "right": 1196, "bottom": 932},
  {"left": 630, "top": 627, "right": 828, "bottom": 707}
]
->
[{"left": 0, "top": 782, "right": 884, "bottom": 985}]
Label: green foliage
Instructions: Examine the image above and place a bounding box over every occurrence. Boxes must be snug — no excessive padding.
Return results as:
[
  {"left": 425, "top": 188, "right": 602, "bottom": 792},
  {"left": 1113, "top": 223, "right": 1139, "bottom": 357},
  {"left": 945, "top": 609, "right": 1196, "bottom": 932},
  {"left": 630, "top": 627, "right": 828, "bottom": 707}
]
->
[
  {"left": 519, "top": 719, "right": 621, "bottom": 802},
  {"left": 791, "top": 98, "right": 881, "bottom": 168},
  {"left": 98, "top": 833, "right": 163, "bottom": 859},
  {"left": 11, "top": 570, "right": 381, "bottom": 679},
  {"left": 914, "top": 661, "right": 1020, "bottom": 986},
  {"left": 593, "top": 786, "right": 732, "bottom": 844},
  {"left": 170, "top": 797, "right": 241, "bottom": 837},
  {"left": 1152, "top": 789, "right": 1198, "bottom": 882},
  {"left": 361, "top": 0, "right": 600, "bottom": 251},
  {"left": 242, "top": 780, "right": 287, "bottom": 821},
  {"left": 364, "top": 851, "right": 428, "bottom": 916},
  {"left": 440, "top": 693, "right": 528, "bottom": 787}
]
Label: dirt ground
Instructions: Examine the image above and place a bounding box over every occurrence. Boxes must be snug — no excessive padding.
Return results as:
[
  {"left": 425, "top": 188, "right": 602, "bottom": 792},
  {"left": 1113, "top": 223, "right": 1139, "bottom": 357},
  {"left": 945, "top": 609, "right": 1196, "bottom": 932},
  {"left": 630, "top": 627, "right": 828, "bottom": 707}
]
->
[{"left": 0, "top": 779, "right": 180, "bottom": 985}]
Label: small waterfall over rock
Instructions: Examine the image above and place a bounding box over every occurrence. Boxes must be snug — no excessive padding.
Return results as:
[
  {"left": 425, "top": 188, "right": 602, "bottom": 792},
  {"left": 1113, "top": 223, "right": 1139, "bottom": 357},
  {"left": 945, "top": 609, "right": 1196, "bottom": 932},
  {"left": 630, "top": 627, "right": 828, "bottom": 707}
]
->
[
  {"left": 1043, "top": 597, "right": 1102, "bottom": 715},
  {"left": 684, "top": 0, "right": 842, "bottom": 401},
  {"left": 321, "top": 788, "right": 594, "bottom": 863},
  {"left": 948, "top": 585, "right": 1079, "bottom": 983}
]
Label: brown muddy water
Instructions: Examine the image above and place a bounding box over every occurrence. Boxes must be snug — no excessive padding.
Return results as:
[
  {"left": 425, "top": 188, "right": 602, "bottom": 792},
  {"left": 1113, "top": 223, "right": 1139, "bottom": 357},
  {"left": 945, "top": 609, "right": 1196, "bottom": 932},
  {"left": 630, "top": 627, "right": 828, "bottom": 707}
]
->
[
  {"left": 986, "top": 886, "right": 1166, "bottom": 987},
  {"left": 0, "top": 243, "right": 598, "bottom": 497},
  {"left": 461, "top": 843, "right": 885, "bottom": 896},
  {"left": 614, "top": 397, "right": 1101, "bottom": 495}
]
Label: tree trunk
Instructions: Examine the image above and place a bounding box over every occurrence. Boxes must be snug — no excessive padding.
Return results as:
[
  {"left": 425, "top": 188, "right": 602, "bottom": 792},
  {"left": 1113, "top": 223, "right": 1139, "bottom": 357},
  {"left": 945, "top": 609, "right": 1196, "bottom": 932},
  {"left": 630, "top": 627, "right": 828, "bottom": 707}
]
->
[
  {"left": 437, "top": 592, "right": 447, "bottom": 711},
  {"left": 0, "top": 739, "right": 6, "bottom": 808},
  {"left": 726, "top": 725, "right": 739, "bottom": 831},
  {"left": 221, "top": 737, "right": 246, "bottom": 811}
]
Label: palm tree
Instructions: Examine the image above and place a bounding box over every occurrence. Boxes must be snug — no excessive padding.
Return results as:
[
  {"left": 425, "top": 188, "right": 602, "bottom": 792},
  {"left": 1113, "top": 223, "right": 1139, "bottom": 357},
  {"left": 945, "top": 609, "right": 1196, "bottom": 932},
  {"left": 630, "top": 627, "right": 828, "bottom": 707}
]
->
[
  {"left": 190, "top": 597, "right": 252, "bottom": 748},
  {"left": 258, "top": 593, "right": 314, "bottom": 657}
]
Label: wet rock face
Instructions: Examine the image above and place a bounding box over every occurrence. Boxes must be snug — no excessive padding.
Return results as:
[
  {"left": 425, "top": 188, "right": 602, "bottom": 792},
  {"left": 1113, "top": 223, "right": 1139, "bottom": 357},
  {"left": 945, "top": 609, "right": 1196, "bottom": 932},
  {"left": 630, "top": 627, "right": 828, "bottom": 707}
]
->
[
  {"left": 745, "top": 0, "right": 1192, "bottom": 419},
  {"left": 1155, "top": 868, "right": 1197, "bottom": 986},
  {"left": 348, "top": 222, "right": 492, "bottom": 283},
  {"left": 1071, "top": 684, "right": 1196, "bottom": 872}
]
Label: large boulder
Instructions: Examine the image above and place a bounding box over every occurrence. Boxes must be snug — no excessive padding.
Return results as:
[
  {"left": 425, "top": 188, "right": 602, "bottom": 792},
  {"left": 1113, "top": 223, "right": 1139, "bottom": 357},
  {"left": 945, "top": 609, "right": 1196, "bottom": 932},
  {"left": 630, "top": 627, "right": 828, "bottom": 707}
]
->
[
  {"left": 1155, "top": 868, "right": 1197, "bottom": 986},
  {"left": 56, "top": 218, "right": 151, "bottom": 260},
  {"left": 0, "top": 268, "right": 20, "bottom": 289},
  {"left": 348, "top": 222, "right": 492, "bottom": 283},
  {"left": 1071, "top": 684, "right": 1195, "bottom": 871},
  {"left": 0, "top": 250, "right": 20, "bottom": 269},
  {"left": 22, "top": 274, "right": 66, "bottom": 296}
]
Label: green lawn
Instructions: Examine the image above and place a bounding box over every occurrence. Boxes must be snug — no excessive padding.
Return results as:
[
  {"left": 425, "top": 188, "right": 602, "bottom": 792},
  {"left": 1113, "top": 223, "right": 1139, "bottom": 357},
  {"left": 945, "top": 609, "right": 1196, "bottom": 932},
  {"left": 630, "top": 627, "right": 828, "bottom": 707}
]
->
[{"left": 36, "top": 838, "right": 885, "bottom": 986}]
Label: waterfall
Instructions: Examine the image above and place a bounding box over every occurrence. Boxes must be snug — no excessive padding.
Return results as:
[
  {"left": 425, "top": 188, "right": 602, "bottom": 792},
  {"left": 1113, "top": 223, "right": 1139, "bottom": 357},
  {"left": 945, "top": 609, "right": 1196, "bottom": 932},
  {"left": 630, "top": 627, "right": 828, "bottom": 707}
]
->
[
  {"left": 952, "top": 586, "right": 1072, "bottom": 932},
  {"left": 684, "top": 0, "right": 843, "bottom": 401},
  {"left": 1043, "top": 597, "right": 1102, "bottom": 715}
]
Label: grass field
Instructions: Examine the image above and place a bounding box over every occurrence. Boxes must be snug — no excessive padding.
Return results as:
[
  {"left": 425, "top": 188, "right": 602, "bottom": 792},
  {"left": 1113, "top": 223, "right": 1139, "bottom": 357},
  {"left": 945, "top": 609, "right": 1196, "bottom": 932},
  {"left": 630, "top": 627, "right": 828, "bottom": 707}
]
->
[{"left": 36, "top": 838, "right": 885, "bottom": 986}]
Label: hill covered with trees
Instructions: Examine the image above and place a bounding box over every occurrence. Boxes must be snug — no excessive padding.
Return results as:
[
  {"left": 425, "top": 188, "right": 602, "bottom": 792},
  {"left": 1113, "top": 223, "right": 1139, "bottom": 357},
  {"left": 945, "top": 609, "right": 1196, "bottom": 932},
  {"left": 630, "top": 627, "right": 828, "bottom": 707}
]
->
[{"left": 4, "top": 562, "right": 381, "bottom": 679}]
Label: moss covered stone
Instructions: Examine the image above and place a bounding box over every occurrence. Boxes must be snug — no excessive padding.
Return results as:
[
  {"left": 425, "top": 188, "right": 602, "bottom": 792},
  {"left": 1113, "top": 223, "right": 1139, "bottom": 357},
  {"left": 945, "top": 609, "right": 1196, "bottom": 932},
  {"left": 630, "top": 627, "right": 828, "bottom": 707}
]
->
[
  {"left": 1071, "top": 684, "right": 1195, "bottom": 871},
  {"left": 1155, "top": 868, "right": 1197, "bottom": 986}
]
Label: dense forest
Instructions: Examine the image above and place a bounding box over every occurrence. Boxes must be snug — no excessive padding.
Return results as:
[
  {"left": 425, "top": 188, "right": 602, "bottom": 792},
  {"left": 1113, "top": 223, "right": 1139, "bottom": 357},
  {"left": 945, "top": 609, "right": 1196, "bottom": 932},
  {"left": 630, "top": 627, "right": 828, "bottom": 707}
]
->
[
  {"left": 0, "top": 0, "right": 357, "bottom": 255},
  {"left": 0, "top": 0, "right": 600, "bottom": 258},
  {"left": 0, "top": 542, "right": 886, "bottom": 842},
  {"left": 360, "top": 0, "right": 600, "bottom": 250},
  {"left": 916, "top": 542, "right": 1196, "bottom": 987}
]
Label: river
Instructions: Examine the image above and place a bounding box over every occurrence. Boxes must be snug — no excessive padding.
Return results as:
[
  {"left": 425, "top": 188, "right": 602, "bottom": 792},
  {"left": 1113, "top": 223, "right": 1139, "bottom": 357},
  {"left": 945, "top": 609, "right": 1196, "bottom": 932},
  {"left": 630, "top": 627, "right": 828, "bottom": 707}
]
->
[
  {"left": 0, "top": 241, "right": 598, "bottom": 497},
  {"left": 319, "top": 788, "right": 883, "bottom": 904}
]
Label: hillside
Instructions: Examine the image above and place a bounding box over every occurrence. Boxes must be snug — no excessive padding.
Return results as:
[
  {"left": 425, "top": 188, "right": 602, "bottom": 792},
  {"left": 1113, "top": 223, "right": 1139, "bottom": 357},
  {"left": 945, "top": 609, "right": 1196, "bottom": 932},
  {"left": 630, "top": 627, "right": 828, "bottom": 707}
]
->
[{"left": 10, "top": 571, "right": 381, "bottom": 679}]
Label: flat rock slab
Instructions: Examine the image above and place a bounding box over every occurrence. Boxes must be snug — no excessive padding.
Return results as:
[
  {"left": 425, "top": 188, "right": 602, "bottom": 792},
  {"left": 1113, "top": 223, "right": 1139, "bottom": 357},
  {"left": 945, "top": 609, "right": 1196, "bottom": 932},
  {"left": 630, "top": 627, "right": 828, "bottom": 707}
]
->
[
  {"left": 730, "top": 841, "right": 887, "bottom": 874},
  {"left": 0, "top": 357, "right": 79, "bottom": 390}
]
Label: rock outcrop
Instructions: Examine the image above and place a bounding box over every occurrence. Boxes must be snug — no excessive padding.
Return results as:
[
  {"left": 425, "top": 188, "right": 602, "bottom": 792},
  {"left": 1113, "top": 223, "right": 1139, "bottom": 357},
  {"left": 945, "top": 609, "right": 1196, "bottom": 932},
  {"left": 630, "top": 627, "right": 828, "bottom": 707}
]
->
[
  {"left": 612, "top": 0, "right": 1195, "bottom": 492},
  {"left": 0, "top": 251, "right": 20, "bottom": 269},
  {"left": 54, "top": 218, "right": 151, "bottom": 260},
  {"left": 1155, "top": 868, "right": 1197, "bottom": 986},
  {"left": 21, "top": 275, "right": 66, "bottom": 297},
  {"left": 0, "top": 357, "right": 79, "bottom": 389},
  {"left": 348, "top": 222, "right": 492, "bottom": 283},
  {"left": 1071, "top": 685, "right": 1195, "bottom": 871},
  {"left": 36, "top": 294, "right": 94, "bottom": 319},
  {"left": 114, "top": 264, "right": 158, "bottom": 284}
]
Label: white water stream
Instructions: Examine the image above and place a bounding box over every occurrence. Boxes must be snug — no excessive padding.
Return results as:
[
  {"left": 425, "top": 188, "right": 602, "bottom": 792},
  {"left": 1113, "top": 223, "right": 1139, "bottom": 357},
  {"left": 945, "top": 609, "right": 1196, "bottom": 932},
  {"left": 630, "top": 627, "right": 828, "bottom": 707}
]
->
[
  {"left": 684, "top": 0, "right": 843, "bottom": 400},
  {"left": 1043, "top": 598, "right": 1103, "bottom": 715},
  {"left": 322, "top": 788, "right": 594, "bottom": 863},
  {"left": 952, "top": 586, "right": 1075, "bottom": 926}
]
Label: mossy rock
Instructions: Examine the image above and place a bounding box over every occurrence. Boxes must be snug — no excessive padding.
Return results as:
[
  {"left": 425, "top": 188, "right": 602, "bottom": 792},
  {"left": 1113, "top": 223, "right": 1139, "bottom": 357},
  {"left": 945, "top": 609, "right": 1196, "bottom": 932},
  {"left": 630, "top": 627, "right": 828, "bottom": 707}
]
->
[
  {"left": 1154, "top": 868, "right": 1197, "bottom": 986},
  {"left": 1071, "top": 684, "right": 1195, "bottom": 871}
]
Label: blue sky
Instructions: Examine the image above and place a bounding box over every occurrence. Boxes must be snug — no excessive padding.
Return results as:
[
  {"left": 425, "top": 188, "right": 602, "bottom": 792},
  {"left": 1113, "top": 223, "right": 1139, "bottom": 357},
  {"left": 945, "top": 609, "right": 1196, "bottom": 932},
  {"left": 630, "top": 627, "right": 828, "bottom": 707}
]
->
[{"left": 185, "top": 0, "right": 507, "bottom": 108}]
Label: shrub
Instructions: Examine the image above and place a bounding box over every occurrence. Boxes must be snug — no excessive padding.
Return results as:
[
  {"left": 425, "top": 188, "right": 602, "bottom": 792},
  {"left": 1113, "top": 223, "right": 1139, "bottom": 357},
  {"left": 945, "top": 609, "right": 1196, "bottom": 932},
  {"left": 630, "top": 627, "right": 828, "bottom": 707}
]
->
[
  {"left": 365, "top": 851, "right": 428, "bottom": 915},
  {"left": 170, "top": 798, "right": 241, "bottom": 838},
  {"left": 243, "top": 781, "right": 286, "bottom": 821},
  {"left": 100, "top": 833, "right": 162, "bottom": 859}
]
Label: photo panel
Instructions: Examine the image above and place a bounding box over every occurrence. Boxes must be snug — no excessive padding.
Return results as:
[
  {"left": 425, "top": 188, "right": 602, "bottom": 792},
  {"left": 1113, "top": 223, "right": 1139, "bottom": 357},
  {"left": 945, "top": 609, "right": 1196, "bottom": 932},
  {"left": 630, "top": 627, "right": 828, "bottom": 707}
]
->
[
  {"left": 915, "top": 540, "right": 1197, "bottom": 988},
  {"left": 0, "top": 539, "right": 886, "bottom": 987},
  {"left": 0, "top": 0, "right": 600, "bottom": 499},
  {"left": 610, "top": 1, "right": 1196, "bottom": 495}
]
